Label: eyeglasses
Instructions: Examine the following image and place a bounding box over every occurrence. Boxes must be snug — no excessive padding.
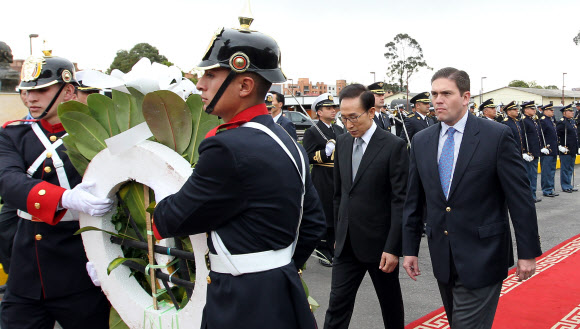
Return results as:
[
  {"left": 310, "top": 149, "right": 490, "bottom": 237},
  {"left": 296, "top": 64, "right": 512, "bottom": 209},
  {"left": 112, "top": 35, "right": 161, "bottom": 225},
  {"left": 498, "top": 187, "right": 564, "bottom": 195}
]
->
[{"left": 340, "top": 111, "right": 368, "bottom": 124}]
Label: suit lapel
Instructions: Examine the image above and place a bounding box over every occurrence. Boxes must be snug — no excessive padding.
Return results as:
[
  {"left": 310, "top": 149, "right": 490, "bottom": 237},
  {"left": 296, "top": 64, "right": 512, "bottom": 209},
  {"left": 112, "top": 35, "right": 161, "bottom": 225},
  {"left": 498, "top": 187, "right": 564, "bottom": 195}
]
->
[
  {"left": 425, "top": 124, "right": 445, "bottom": 201},
  {"left": 351, "top": 128, "right": 385, "bottom": 189},
  {"left": 342, "top": 134, "right": 354, "bottom": 190},
  {"left": 448, "top": 114, "right": 480, "bottom": 200}
]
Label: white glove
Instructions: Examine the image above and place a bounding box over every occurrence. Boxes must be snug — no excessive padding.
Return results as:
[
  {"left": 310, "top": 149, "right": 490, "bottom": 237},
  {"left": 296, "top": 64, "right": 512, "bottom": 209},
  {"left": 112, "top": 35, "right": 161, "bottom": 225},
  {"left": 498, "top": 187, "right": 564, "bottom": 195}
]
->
[
  {"left": 61, "top": 181, "right": 114, "bottom": 217},
  {"left": 86, "top": 261, "right": 101, "bottom": 286},
  {"left": 325, "top": 142, "right": 336, "bottom": 157},
  {"left": 541, "top": 148, "right": 550, "bottom": 155},
  {"left": 522, "top": 154, "right": 533, "bottom": 162},
  {"left": 558, "top": 145, "right": 568, "bottom": 154},
  {"left": 387, "top": 112, "right": 394, "bottom": 119}
]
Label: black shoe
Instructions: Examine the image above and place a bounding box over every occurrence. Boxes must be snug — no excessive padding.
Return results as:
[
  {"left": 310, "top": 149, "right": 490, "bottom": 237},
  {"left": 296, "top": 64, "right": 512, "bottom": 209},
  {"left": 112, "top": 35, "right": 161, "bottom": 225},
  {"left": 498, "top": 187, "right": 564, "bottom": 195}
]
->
[
  {"left": 319, "top": 259, "right": 332, "bottom": 267},
  {"left": 563, "top": 189, "right": 574, "bottom": 193},
  {"left": 534, "top": 198, "right": 542, "bottom": 203},
  {"left": 543, "top": 193, "right": 556, "bottom": 197},
  {"left": 572, "top": 188, "right": 579, "bottom": 192}
]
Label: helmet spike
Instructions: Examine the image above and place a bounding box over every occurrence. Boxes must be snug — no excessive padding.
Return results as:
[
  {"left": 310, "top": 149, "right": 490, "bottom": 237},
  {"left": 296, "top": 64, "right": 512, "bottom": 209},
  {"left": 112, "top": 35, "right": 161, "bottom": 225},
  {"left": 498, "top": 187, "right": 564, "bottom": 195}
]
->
[{"left": 238, "top": 0, "right": 254, "bottom": 31}]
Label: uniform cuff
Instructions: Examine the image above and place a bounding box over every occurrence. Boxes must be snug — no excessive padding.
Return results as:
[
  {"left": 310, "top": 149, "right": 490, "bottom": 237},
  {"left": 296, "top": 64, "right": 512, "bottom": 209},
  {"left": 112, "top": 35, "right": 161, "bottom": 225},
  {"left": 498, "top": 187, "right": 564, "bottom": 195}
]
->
[
  {"left": 152, "top": 217, "right": 163, "bottom": 240},
  {"left": 26, "top": 181, "right": 67, "bottom": 225}
]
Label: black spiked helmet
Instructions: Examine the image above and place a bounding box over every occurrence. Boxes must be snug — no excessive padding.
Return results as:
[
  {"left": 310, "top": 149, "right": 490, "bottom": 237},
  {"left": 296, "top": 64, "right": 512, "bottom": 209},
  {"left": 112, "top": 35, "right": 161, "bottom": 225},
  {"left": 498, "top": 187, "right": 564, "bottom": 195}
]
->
[
  {"left": 198, "top": 27, "right": 286, "bottom": 84},
  {"left": 19, "top": 55, "right": 77, "bottom": 90}
]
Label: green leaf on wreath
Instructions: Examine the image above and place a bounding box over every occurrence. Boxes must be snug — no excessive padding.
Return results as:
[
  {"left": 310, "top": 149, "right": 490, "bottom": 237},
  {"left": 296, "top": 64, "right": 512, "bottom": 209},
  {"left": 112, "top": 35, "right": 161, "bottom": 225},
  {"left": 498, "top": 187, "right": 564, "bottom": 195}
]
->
[
  {"left": 109, "top": 307, "right": 130, "bottom": 329},
  {"left": 143, "top": 90, "right": 192, "bottom": 154},
  {"left": 64, "top": 149, "right": 89, "bottom": 176},
  {"left": 113, "top": 90, "right": 145, "bottom": 132},
  {"left": 58, "top": 100, "right": 91, "bottom": 118},
  {"left": 184, "top": 94, "right": 222, "bottom": 164},
  {"left": 107, "top": 257, "right": 147, "bottom": 275},
  {"left": 87, "top": 93, "right": 120, "bottom": 137},
  {"left": 60, "top": 111, "right": 109, "bottom": 160},
  {"left": 308, "top": 296, "right": 320, "bottom": 312},
  {"left": 127, "top": 87, "right": 145, "bottom": 111},
  {"left": 118, "top": 182, "right": 147, "bottom": 238},
  {"left": 73, "top": 226, "right": 138, "bottom": 241}
]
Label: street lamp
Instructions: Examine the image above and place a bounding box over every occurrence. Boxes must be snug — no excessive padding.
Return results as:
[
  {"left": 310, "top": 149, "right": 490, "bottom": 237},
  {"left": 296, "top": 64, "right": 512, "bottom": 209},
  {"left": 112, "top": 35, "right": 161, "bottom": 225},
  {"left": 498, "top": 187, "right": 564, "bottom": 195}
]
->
[
  {"left": 370, "top": 72, "right": 376, "bottom": 83},
  {"left": 562, "top": 73, "right": 567, "bottom": 105},
  {"left": 29, "top": 34, "right": 39, "bottom": 55},
  {"left": 480, "top": 77, "right": 487, "bottom": 105}
]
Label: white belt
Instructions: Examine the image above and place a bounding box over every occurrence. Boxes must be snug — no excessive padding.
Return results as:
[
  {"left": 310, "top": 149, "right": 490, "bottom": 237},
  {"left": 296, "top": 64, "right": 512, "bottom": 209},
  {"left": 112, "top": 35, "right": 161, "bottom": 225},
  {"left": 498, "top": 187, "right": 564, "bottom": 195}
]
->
[
  {"left": 208, "top": 243, "right": 294, "bottom": 275},
  {"left": 17, "top": 209, "right": 79, "bottom": 222},
  {"left": 29, "top": 123, "right": 71, "bottom": 190},
  {"left": 209, "top": 122, "right": 305, "bottom": 276}
]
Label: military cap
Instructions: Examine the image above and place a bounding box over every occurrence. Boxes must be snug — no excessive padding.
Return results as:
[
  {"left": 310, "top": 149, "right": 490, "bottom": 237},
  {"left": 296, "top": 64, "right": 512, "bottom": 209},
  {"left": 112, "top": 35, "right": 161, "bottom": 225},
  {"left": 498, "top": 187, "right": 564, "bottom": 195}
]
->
[
  {"left": 367, "top": 82, "right": 385, "bottom": 94},
  {"left": 75, "top": 70, "right": 101, "bottom": 92},
  {"left": 542, "top": 104, "right": 553, "bottom": 111},
  {"left": 560, "top": 104, "right": 573, "bottom": 112},
  {"left": 469, "top": 102, "right": 476, "bottom": 108},
  {"left": 521, "top": 100, "right": 535, "bottom": 110},
  {"left": 265, "top": 92, "right": 274, "bottom": 109},
  {"left": 410, "top": 92, "right": 431, "bottom": 104},
  {"left": 503, "top": 101, "right": 517, "bottom": 112},
  {"left": 479, "top": 98, "right": 495, "bottom": 111},
  {"left": 312, "top": 93, "right": 338, "bottom": 111},
  {"left": 575, "top": 101, "right": 580, "bottom": 107}
]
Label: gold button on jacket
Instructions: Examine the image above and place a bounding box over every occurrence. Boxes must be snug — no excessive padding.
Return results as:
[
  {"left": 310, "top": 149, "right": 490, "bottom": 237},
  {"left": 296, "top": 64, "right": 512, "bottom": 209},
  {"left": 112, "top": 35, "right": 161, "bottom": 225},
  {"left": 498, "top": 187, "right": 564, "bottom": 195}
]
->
[
  {"left": 46, "top": 152, "right": 53, "bottom": 158},
  {"left": 35, "top": 234, "right": 42, "bottom": 241},
  {"left": 444, "top": 230, "right": 449, "bottom": 236},
  {"left": 49, "top": 136, "right": 57, "bottom": 142},
  {"left": 446, "top": 207, "right": 451, "bottom": 212},
  {"left": 44, "top": 166, "right": 52, "bottom": 173},
  {"left": 206, "top": 276, "right": 211, "bottom": 284},
  {"left": 38, "top": 189, "right": 46, "bottom": 196},
  {"left": 34, "top": 203, "right": 41, "bottom": 209}
]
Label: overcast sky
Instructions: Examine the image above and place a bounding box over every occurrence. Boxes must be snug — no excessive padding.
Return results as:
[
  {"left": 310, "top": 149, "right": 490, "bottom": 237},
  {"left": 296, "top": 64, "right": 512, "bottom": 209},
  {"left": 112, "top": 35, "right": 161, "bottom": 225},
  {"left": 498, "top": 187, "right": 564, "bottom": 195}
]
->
[{"left": 2, "top": 0, "right": 579, "bottom": 95}]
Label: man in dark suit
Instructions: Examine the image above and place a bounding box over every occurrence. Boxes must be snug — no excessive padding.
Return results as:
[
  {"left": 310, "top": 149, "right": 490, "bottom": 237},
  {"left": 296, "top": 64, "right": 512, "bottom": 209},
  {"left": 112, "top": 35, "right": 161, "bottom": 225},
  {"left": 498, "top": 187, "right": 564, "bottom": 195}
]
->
[
  {"left": 400, "top": 92, "right": 435, "bottom": 143},
  {"left": 324, "top": 84, "right": 408, "bottom": 329},
  {"left": 402, "top": 67, "right": 542, "bottom": 329},
  {"left": 303, "top": 93, "right": 344, "bottom": 267},
  {"left": 270, "top": 91, "right": 298, "bottom": 140},
  {"left": 367, "top": 82, "right": 391, "bottom": 131}
]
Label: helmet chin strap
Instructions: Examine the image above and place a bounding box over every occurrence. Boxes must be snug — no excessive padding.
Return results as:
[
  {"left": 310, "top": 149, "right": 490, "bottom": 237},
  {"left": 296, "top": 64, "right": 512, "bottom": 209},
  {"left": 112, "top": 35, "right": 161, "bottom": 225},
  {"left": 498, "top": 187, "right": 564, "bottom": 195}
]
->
[
  {"left": 205, "top": 71, "right": 237, "bottom": 114},
  {"left": 31, "top": 83, "right": 67, "bottom": 120}
]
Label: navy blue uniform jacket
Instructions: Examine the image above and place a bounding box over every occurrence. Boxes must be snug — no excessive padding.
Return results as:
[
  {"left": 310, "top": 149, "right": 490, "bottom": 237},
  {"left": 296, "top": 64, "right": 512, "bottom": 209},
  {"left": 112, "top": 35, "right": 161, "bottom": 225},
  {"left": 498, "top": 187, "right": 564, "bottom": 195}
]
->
[
  {"left": 153, "top": 110, "right": 325, "bottom": 329},
  {"left": 522, "top": 115, "right": 544, "bottom": 157},
  {"left": 0, "top": 121, "right": 96, "bottom": 299},
  {"left": 557, "top": 117, "right": 579, "bottom": 154},
  {"left": 539, "top": 116, "right": 558, "bottom": 156},
  {"left": 402, "top": 114, "right": 542, "bottom": 290},
  {"left": 277, "top": 114, "right": 298, "bottom": 141}
]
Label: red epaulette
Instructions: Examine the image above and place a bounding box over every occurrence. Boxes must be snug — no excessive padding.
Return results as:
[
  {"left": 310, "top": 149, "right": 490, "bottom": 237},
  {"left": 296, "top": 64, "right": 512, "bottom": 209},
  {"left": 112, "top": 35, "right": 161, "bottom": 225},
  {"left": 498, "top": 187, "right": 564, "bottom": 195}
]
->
[
  {"left": 205, "top": 120, "right": 248, "bottom": 138},
  {"left": 2, "top": 119, "right": 38, "bottom": 129}
]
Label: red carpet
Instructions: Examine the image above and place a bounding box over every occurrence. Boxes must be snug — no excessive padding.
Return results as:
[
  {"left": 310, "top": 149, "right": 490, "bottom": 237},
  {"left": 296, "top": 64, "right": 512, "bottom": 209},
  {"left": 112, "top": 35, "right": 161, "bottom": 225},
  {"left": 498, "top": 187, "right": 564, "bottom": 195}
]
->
[{"left": 406, "top": 234, "right": 580, "bottom": 329}]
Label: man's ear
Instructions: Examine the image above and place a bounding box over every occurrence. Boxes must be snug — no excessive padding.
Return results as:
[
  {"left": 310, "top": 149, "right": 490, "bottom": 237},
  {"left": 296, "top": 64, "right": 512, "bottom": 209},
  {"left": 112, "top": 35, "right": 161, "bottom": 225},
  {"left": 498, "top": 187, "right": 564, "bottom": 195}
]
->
[
  {"left": 462, "top": 91, "right": 471, "bottom": 106},
  {"left": 239, "top": 76, "right": 255, "bottom": 98},
  {"left": 62, "top": 84, "right": 77, "bottom": 102},
  {"left": 368, "top": 106, "right": 376, "bottom": 118}
]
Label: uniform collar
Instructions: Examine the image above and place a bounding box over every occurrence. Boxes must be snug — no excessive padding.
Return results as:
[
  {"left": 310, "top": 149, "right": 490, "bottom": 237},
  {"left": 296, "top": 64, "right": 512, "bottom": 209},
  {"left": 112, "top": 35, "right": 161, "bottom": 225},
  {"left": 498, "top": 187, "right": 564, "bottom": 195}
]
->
[
  {"left": 40, "top": 120, "right": 65, "bottom": 133},
  {"left": 205, "top": 104, "right": 269, "bottom": 138}
]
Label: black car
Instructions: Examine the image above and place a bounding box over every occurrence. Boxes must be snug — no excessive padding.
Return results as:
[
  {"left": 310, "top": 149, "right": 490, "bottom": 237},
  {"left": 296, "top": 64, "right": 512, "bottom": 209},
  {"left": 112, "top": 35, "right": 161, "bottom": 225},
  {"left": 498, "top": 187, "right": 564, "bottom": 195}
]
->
[{"left": 282, "top": 110, "right": 315, "bottom": 131}]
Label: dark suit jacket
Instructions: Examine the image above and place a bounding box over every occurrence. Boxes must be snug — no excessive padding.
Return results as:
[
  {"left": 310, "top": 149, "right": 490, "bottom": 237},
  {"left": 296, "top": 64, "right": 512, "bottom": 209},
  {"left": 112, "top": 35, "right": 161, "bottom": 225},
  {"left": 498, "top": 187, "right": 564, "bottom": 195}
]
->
[
  {"left": 400, "top": 112, "right": 435, "bottom": 143},
  {"left": 402, "top": 114, "right": 542, "bottom": 290},
  {"left": 277, "top": 115, "right": 298, "bottom": 141},
  {"left": 334, "top": 127, "right": 408, "bottom": 263},
  {"left": 373, "top": 112, "right": 390, "bottom": 130}
]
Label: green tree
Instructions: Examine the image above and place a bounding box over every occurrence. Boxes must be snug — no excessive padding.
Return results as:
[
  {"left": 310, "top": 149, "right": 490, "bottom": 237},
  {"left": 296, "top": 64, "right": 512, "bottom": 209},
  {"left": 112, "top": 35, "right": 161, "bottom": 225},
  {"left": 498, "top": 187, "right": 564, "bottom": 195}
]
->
[
  {"left": 574, "top": 31, "right": 580, "bottom": 45},
  {"left": 544, "top": 85, "right": 559, "bottom": 90},
  {"left": 107, "top": 43, "right": 171, "bottom": 74},
  {"left": 528, "top": 81, "right": 543, "bottom": 89},
  {"left": 384, "top": 82, "right": 401, "bottom": 93},
  {"left": 384, "top": 34, "right": 431, "bottom": 92},
  {"left": 508, "top": 80, "right": 530, "bottom": 88}
]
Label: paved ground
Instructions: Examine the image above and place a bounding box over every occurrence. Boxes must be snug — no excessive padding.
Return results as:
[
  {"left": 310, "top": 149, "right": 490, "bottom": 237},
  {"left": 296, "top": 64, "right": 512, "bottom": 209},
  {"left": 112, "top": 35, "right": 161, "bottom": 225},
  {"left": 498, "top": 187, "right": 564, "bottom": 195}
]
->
[
  {"left": 1, "top": 166, "right": 578, "bottom": 329},
  {"left": 303, "top": 165, "right": 580, "bottom": 327}
]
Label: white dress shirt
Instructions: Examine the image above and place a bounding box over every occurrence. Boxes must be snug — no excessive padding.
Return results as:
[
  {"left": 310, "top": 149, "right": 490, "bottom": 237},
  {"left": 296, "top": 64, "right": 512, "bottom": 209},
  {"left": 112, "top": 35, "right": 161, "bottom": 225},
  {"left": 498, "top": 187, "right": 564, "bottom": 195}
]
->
[
  {"left": 437, "top": 110, "right": 469, "bottom": 196},
  {"left": 353, "top": 122, "right": 377, "bottom": 156}
]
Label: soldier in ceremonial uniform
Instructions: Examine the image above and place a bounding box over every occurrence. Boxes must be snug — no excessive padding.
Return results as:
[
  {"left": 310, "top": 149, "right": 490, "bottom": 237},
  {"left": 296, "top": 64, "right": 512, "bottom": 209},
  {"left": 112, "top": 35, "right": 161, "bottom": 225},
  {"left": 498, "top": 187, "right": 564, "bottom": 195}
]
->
[
  {"left": 303, "top": 93, "right": 344, "bottom": 267},
  {"left": 400, "top": 92, "right": 435, "bottom": 143},
  {"left": 368, "top": 82, "right": 391, "bottom": 131},
  {"left": 521, "top": 101, "right": 545, "bottom": 202},
  {"left": 539, "top": 104, "right": 559, "bottom": 197},
  {"left": 0, "top": 55, "right": 114, "bottom": 329},
  {"left": 502, "top": 101, "right": 525, "bottom": 155},
  {"left": 557, "top": 104, "right": 579, "bottom": 193},
  {"left": 151, "top": 17, "right": 325, "bottom": 329},
  {"left": 480, "top": 98, "right": 497, "bottom": 121},
  {"left": 574, "top": 101, "right": 580, "bottom": 138}
]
